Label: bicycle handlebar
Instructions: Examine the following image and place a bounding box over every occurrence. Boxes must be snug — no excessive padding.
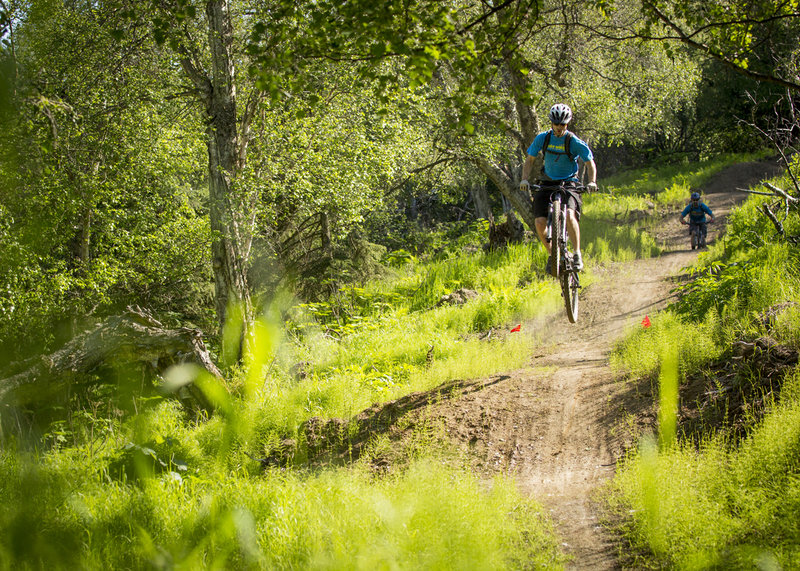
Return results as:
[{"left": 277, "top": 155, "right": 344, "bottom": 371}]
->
[{"left": 529, "top": 183, "right": 587, "bottom": 193}]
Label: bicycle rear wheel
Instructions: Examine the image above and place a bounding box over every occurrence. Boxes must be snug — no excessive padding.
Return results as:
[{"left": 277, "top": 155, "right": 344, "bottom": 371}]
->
[{"left": 561, "top": 269, "right": 580, "bottom": 323}]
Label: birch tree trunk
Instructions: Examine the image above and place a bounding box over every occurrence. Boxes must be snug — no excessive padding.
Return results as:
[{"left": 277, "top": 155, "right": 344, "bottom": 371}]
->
[
  {"left": 205, "top": 0, "right": 254, "bottom": 358},
  {"left": 177, "top": 0, "right": 260, "bottom": 362}
]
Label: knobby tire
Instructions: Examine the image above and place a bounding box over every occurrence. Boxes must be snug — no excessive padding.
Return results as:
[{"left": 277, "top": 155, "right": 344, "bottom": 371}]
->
[
  {"left": 550, "top": 197, "right": 562, "bottom": 278},
  {"left": 561, "top": 268, "right": 580, "bottom": 323},
  {"left": 553, "top": 196, "right": 579, "bottom": 323},
  {"left": 557, "top": 202, "right": 579, "bottom": 322}
]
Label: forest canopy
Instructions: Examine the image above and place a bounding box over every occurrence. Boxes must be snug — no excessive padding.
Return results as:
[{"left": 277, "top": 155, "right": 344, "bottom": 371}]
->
[{"left": 0, "top": 0, "right": 796, "bottom": 366}]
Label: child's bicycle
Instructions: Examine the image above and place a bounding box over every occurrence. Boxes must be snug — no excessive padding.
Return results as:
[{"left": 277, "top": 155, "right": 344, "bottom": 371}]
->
[
  {"left": 532, "top": 182, "right": 586, "bottom": 323},
  {"left": 681, "top": 219, "right": 712, "bottom": 249}
]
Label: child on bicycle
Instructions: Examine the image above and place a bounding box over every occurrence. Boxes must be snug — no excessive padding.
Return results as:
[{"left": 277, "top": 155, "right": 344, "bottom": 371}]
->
[
  {"left": 680, "top": 192, "right": 714, "bottom": 247},
  {"left": 519, "top": 103, "right": 597, "bottom": 274}
]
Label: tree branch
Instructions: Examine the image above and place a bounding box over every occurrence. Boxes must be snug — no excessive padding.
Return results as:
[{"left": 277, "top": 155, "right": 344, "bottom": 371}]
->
[{"left": 640, "top": 0, "right": 800, "bottom": 92}]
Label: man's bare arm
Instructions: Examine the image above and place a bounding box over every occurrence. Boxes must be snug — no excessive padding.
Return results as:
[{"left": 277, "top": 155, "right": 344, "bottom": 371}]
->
[{"left": 521, "top": 154, "right": 536, "bottom": 182}]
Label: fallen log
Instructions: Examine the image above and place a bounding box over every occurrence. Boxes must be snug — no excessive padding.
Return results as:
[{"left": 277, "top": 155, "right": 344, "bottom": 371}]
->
[{"left": 0, "top": 306, "right": 223, "bottom": 413}]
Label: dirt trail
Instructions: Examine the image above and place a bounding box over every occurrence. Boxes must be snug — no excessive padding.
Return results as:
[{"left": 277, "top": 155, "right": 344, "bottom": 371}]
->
[{"left": 415, "top": 160, "right": 784, "bottom": 568}]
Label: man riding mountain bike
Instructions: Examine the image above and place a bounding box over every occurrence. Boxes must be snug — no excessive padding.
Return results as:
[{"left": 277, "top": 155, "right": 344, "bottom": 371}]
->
[
  {"left": 680, "top": 191, "right": 714, "bottom": 248},
  {"left": 520, "top": 103, "right": 597, "bottom": 274}
]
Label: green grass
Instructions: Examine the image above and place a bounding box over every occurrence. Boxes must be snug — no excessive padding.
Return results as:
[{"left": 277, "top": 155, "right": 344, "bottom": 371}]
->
[
  {"left": 604, "top": 160, "right": 800, "bottom": 569},
  {"left": 610, "top": 310, "right": 722, "bottom": 381},
  {"left": 605, "top": 369, "right": 800, "bottom": 569},
  {"left": 0, "top": 445, "right": 567, "bottom": 569},
  {"left": 600, "top": 151, "right": 771, "bottom": 201}
]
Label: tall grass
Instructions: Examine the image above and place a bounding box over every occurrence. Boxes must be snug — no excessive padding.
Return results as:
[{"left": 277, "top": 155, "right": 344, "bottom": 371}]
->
[
  {"left": 0, "top": 446, "right": 567, "bottom": 569},
  {"left": 610, "top": 310, "right": 721, "bottom": 381},
  {"left": 604, "top": 162, "right": 800, "bottom": 568},
  {"left": 606, "top": 369, "right": 800, "bottom": 569}
]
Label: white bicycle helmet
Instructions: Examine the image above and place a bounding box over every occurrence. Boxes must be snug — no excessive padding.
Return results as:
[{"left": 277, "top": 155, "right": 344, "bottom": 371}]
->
[{"left": 549, "top": 103, "right": 573, "bottom": 125}]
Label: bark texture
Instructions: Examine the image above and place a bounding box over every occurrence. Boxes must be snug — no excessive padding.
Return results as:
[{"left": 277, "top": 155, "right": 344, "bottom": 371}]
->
[{"left": 177, "top": 0, "right": 262, "bottom": 359}]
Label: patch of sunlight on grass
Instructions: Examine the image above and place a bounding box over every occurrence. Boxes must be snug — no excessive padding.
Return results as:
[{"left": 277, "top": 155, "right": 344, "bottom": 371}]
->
[
  {"left": 406, "top": 333, "right": 534, "bottom": 394},
  {"left": 610, "top": 311, "right": 721, "bottom": 380},
  {"left": 600, "top": 151, "right": 770, "bottom": 198}
]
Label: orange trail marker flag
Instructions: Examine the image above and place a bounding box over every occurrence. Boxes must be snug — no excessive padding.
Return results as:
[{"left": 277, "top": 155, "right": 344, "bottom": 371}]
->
[
  {"left": 642, "top": 315, "right": 651, "bottom": 328},
  {"left": 510, "top": 324, "right": 521, "bottom": 333}
]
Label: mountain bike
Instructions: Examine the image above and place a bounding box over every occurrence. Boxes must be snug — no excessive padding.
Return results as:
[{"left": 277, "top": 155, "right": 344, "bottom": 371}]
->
[
  {"left": 533, "top": 182, "right": 585, "bottom": 323},
  {"left": 681, "top": 219, "right": 711, "bottom": 250}
]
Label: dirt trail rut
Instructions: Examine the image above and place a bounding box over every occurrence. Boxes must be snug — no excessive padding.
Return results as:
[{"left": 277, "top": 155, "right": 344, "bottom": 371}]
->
[{"left": 414, "top": 160, "right": 783, "bottom": 568}]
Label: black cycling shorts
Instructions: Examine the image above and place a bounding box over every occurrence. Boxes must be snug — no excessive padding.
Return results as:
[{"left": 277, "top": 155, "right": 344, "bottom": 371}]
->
[{"left": 532, "top": 180, "right": 582, "bottom": 221}]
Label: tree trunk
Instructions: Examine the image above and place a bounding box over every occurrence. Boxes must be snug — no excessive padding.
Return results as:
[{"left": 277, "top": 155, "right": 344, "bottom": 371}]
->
[
  {"left": 174, "top": 1, "right": 261, "bottom": 362},
  {"left": 204, "top": 0, "right": 254, "bottom": 361},
  {"left": 507, "top": 63, "right": 540, "bottom": 152},
  {"left": 466, "top": 59, "right": 541, "bottom": 233},
  {"left": 474, "top": 157, "right": 537, "bottom": 231},
  {"left": 320, "top": 211, "right": 333, "bottom": 260},
  {"left": 470, "top": 182, "right": 492, "bottom": 219}
]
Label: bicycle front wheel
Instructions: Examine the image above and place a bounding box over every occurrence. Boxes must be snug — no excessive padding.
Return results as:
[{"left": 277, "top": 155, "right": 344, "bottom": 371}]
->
[
  {"left": 561, "top": 269, "right": 580, "bottom": 323},
  {"left": 550, "top": 197, "right": 562, "bottom": 277}
]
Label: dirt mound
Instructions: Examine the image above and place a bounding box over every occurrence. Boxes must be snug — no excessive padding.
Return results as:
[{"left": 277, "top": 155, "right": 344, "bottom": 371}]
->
[{"left": 679, "top": 303, "right": 799, "bottom": 443}]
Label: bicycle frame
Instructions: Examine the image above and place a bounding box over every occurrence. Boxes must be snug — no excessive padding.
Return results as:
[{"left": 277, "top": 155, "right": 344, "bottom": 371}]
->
[
  {"left": 534, "top": 183, "right": 585, "bottom": 277},
  {"left": 687, "top": 220, "right": 707, "bottom": 249},
  {"left": 532, "top": 182, "right": 585, "bottom": 323}
]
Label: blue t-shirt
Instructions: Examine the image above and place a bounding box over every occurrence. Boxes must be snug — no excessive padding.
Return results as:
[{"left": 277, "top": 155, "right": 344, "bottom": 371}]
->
[
  {"left": 527, "top": 130, "right": 593, "bottom": 181},
  {"left": 681, "top": 201, "right": 713, "bottom": 223}
]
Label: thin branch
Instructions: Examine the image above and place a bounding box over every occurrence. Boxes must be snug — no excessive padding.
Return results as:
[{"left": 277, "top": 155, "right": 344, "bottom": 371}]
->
[
  {"left": 735, "top": 187, "right": 775, "bottom": 196},
  {"left": 641, "top": 0, "right": 800, "bottom": 92},
  {"left": 459, "top": 0, "right": 519, "bottom": 34},
  {"left": 763, "top": 182, "right": 798, "bottom": 202},
  {"left": 762, "top": 203, "right": 785, "bottom": 236},
  {"left": 386, "top": 155, "right": 461, "bottom": 195},
  {"left": 172, "top": 26, "right": 212, "bottom": 105},
  {"left": 740, "top": 97, "right": 800, "bottom": 193}
]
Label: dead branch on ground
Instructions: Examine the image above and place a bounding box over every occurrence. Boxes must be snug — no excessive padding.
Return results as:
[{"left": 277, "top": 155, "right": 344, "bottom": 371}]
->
[{"left": 0, "top": 306, "right": 223, "bottom": 413}]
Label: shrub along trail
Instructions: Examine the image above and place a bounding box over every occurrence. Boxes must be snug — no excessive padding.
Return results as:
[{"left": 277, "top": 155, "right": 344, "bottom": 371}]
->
[{"left": 371, "top": 160, "right": 782, "bottom": 569}]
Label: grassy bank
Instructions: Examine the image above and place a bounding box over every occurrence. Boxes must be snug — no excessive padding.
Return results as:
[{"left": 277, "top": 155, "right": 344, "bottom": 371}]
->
[
  {"left": 604, "top": 157, "right": 800, "bottom": 568},
  {"left": 0, "top": 443, "right": 566, "bottom": 569}
]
